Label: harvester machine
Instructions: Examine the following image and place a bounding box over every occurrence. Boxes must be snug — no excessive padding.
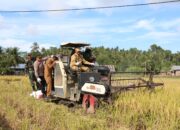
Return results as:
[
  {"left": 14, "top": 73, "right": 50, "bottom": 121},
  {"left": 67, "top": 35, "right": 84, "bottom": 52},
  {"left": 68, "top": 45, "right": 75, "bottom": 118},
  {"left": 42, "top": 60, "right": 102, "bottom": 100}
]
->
[{"left": 52, "top": 42, "right": 164, "bottom": 112}]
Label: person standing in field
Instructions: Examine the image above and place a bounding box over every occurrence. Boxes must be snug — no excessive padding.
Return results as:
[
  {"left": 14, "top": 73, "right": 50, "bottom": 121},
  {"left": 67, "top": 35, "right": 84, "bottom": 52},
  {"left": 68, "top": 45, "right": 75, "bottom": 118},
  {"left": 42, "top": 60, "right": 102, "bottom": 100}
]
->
[
  {"left": 34, "top": 56, "right": 46, "bottom": 95},
  {"left": 25, "top": 54, "right": 37, "bottom": 95},
  {"left": 44, "top": 55, "right": 58, "bottom": 98}
]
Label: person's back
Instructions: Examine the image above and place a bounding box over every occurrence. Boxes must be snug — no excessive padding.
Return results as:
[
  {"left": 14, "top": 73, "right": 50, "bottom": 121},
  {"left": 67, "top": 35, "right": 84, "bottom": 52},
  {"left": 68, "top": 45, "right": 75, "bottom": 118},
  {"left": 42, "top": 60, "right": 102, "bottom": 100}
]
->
[
  {"left": 44, "top": 56, "right": 57, "bottom": 97},
  {"left": 44, "top": 57, "right": 55, "bottom": 78}
]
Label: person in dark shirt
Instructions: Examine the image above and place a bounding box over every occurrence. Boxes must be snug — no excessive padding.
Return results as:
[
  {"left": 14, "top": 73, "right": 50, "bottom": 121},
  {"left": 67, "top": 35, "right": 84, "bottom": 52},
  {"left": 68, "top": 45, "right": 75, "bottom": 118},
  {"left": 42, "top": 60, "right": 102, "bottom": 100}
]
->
[
  {"left": 83, "top": 47, "right": 96, "bottom": 63},
  {"left": 25, "top": 54, "right": 37, "bottom": 94}
]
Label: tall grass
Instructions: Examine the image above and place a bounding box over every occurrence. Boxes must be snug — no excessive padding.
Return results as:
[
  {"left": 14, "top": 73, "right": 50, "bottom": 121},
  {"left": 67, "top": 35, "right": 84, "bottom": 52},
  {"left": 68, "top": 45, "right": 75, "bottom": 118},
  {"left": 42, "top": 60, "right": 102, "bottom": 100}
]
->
[
  {"left": 0, "top": 76, "right": 179, "bottom": 130},
  {"left": 110, "top": 77, "right": 180, "bottom": 130}
]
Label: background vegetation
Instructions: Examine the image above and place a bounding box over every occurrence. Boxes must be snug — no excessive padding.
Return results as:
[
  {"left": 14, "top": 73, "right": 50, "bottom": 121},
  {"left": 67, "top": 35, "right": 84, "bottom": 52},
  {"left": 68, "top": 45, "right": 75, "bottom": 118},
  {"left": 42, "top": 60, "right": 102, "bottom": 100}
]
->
[
  {"left": 0, "top": 47, "right": 25, "bottom": 74},
  {"left": 0, "top": 43, "right": 180, "bottom": 74}
]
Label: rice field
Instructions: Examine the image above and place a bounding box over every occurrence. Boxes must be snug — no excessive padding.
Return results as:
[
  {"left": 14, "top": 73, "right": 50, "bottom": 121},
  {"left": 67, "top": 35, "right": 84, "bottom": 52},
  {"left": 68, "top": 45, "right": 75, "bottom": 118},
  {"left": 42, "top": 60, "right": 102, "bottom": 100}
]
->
[{"left": 0, "top": 76, "right": 179, "bottom": 130}]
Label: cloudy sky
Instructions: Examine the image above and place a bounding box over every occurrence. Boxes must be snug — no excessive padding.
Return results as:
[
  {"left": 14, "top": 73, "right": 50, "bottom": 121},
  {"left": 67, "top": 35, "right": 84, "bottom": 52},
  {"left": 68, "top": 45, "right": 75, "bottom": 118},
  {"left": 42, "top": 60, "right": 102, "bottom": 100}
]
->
[{"left": 0, "top": 0, "right": 180, "bottom": 52}]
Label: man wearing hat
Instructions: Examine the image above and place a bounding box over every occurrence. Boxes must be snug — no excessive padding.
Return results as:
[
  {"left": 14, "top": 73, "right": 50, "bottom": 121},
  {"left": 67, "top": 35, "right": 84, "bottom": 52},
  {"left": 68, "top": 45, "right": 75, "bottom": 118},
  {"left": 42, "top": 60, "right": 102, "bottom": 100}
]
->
[{"left": 70, "top": 48, "right": 94, "bottom": 72}]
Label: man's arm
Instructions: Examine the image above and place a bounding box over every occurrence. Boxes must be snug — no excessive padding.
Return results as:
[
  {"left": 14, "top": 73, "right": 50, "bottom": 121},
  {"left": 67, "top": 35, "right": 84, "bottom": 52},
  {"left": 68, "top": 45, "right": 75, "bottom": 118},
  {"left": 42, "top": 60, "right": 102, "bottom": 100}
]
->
[
  {"left": 82, "top": 56, "right": 92, "bottom": 65},
  {"left": 82, "top": 55, "right": 95, "bottom": 66}
]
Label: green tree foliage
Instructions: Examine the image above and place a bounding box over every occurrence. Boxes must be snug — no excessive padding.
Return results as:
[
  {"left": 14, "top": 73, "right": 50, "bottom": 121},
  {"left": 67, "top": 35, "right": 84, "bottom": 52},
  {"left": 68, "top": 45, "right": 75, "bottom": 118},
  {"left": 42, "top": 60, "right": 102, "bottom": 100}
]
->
[
  {"left": 0, "top": 43, "right": 180, "bottom": 74},
  {"left": 30, "top": 42, "right": 41, "bottom": 57},
  {"left": 92, "top": 44, "right": 180, "bottom": 72},
  {"left": 41, "top": 47, "right": 61, "bottom": 56},
  {"left": 0, "top": 47, "right": 25, "bottom": 74},
  {"left": 0, "top": 46, "right": 3, "bottom": 54},
  {"left": 172, "top": 52, "right": 180, "bottom": 65},
  {"left": 30, "top": 42, "right": 62, "bottom": 57}
]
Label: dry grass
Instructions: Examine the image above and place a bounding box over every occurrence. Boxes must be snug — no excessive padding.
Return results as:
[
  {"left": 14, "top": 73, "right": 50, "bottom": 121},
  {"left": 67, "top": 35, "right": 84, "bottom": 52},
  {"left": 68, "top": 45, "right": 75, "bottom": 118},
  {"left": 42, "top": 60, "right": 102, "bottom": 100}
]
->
[{"left": 0, "top": 76, "right": 179, "bottom": 130}]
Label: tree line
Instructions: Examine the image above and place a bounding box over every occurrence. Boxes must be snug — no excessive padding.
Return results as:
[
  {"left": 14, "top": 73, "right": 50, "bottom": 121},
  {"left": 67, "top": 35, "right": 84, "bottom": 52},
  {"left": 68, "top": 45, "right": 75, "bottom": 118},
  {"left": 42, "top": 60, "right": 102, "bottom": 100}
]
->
[
  {"left": 93, "top": 44, "right": 180, "bottom": 73},
  {"left": 0, "top": 42, "right": 179, "bottom": 74},
  {"left": 0, "top": 47, "right": 24, "bottom": 74}
]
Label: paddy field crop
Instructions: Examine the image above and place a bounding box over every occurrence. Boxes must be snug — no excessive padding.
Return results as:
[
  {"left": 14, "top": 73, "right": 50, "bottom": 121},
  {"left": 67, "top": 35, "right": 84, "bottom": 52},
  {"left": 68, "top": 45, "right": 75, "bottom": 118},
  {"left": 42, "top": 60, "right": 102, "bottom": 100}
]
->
[{"left": 0, "top": 76, "right": 179, "bottom": 130}]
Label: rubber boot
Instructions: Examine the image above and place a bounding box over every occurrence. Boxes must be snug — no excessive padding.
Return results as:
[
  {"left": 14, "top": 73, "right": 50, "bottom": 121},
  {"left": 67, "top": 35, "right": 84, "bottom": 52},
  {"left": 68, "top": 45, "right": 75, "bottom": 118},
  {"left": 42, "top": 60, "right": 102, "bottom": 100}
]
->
[
  {"left": 87, "top": 95, "right": 95, "bottom": 114},
  {"left": 82, "top": 94, "right": 89, "bottom": 110}
]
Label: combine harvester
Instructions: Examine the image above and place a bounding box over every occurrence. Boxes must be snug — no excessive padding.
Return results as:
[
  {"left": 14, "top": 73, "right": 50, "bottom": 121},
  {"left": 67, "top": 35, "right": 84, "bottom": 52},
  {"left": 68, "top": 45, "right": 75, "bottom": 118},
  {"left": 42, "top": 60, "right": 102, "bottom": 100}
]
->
[{"left": 52, "top": 42, "right": 164, "bottom": 112}]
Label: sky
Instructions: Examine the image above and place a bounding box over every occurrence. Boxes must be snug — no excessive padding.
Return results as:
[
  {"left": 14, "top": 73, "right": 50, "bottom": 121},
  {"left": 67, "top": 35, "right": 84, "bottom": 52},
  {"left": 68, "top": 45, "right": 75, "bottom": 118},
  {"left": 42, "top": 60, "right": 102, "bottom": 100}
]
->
[{"left": 0, "top": 0, "right": 180, "bottom": 52}]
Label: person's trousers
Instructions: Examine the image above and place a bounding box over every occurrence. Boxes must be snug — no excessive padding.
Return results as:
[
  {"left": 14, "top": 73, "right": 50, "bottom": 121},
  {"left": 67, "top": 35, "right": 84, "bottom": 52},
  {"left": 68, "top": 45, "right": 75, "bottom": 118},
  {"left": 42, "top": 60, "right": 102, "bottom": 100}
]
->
[
  {"left": 71, "top": 66, "right": 90, "bottom": 72},
  {"left": 37, "top": 76, "right": 46, "bottom": 95},
  {"left": 52, "top": 77, "right": 55, "bottom": 91},
  {"left": 28, "top": 71, "right": 37, "bottom": 91},
  {"left": 45, "top": 76, "right": 52, "bottom": 96}
]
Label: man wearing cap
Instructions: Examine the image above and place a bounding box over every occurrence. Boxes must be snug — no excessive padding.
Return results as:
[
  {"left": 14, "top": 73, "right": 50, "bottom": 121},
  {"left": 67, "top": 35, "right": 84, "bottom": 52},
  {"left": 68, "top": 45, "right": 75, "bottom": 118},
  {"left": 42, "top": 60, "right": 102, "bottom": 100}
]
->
[{"left": 70, "top": 48, "right": 94, "bottom": 72}]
